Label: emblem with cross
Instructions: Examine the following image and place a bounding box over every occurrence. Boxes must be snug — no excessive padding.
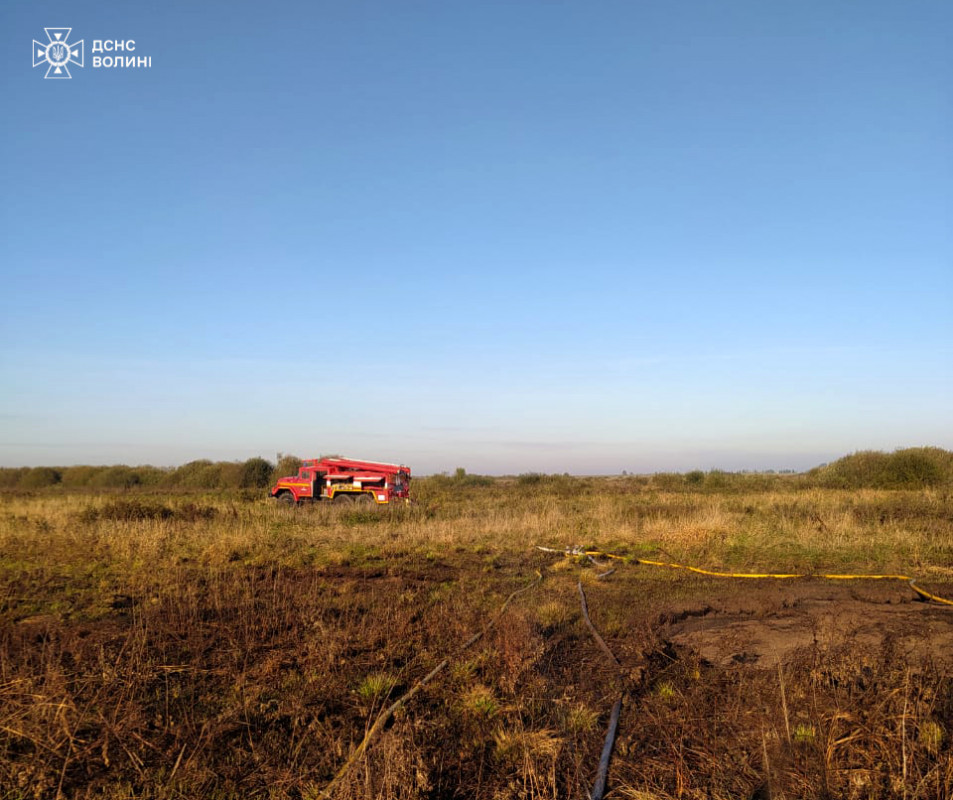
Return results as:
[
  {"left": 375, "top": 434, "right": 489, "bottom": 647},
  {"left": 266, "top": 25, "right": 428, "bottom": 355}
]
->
[{"left": 33, "top": 28, "right": 84, "bottom": 79}]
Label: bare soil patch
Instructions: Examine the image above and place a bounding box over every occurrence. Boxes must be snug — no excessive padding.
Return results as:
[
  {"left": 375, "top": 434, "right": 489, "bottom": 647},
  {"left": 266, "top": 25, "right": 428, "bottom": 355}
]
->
[{"left": 662, "top": 581, "right": 953, "bottom": 669}]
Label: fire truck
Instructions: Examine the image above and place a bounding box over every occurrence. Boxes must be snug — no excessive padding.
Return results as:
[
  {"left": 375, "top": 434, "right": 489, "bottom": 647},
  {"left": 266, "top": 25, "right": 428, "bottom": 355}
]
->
[{"left": 270, "top": 457, "right": 411, "bottom": 506}]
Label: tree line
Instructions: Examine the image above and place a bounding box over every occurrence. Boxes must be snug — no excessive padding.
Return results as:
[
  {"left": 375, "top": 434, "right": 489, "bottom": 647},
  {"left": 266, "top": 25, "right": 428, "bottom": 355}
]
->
[
  {"left": 1, "top": 448, "right": 950, "bottom": 493},
  {"left": 0, "top": 455, "right": 304, "bottom": 491}
]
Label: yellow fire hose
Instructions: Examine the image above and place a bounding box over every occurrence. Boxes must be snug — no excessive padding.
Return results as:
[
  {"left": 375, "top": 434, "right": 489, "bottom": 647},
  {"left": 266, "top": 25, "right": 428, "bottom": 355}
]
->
[{"left": 537, "top": 546, "right": 953, "bottom": 605}]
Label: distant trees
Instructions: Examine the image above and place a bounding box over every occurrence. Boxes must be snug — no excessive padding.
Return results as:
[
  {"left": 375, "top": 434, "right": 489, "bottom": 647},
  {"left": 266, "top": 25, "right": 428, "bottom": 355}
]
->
[
  {"left": 427, "top": 467, "right": 495, "bottom": 489},
  {"left": 0, "top": 468, "right": 29, "bottom": 489},
  {"left": 167, "top": 460, "right": 220, "bottom": 489},
  {"left": 17, "top": 467, "right": 61, "bottom": 489},
  {"left": 88, "top": 466, "right": 142, "bottom": 489},
  {"left": 1, "top": 448, "right": 951, "bottom": 493},
  {"left": 61, "top": 466, "right": 104, "bottom": 488},
  {"left": 647, "top": 448, "right": 953, "bottom": 492},
  {"left": 0, "top": 455, "right": 303, "bottom": 492}
]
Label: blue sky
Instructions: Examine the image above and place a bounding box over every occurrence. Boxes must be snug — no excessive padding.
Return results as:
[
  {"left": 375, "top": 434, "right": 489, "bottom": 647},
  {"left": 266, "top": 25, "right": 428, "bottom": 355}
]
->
[{"left": 1, "top": 0, "right": 950, "bottom": 474}]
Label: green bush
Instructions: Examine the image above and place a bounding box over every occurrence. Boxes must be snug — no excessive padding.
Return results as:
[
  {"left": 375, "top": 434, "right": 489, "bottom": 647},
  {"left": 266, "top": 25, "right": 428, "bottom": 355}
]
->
[
  {"left": 169, "top": 460, "right": 229, "bottom": 489},
  {"left": 60, "top": 465, "right": 106, "bottom": 488},
  {"left": 88, "top": 466, "right": 142, "bottom": 489},
  {"left": 217, "top": 462, "right": 244, "bottom": 489},
  {"left": 135, "top": 466, "right": 168, "bottom": 487},
  {"left": 685, "top": 470, "right": 705, "bottom": 486},
  {"left": 18, "top": 467, "right": 62, "bottom": 489},
  {"left": 882, "top": 450, "right": 945, "bottom": 488},
  {"left": 516, "top": 472, "right": 544, "bottom": 486},
  {"left": 60, "top": 465, "right": 168, "bottom": 489},
  {"left": 807, "top": 448, "right": 953, "bottom": 490},
  {"left": 240, "top": 457, "right": 274, "bottom": 488}
]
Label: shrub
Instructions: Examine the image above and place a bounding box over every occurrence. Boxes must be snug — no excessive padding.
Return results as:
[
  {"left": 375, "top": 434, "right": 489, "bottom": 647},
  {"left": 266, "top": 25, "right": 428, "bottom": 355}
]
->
[
  {"left": 169, "top": 459, "right": 212, "bottom": 486},
  {"left": 61, "top": 465, "right": 105, "bottom": 488},
  {"left": 57, "top": 465, "right": 168, "bottom": 489},
  {"left": 808, "top": 448, "right": 953, "bottom": 490},
  {"left": 685, "top": 470, "right": 705, "bottom": 486},
  {"left": 881, "top": 449, "right": 945, "bottom": 489},
  {"left": 18, "top": 467, "right": 61, "bottom": 489},
  {"left": 134, "top": 466, "right": 168, "bottom": 487},
  {"left": 704, "top": 470, "right": 730, "bottom": 491},
  {"left": 88, "top": 466, "right": 141, "bottom": 489},
  {"left": 217, "top": 462, "right": 244, "bottom": 489},
  {"left": 240, "top": 457, "right": 274, "bottom": 489},
  {"left": 169, "top": 460, "right": 226, "bottom": 489}
]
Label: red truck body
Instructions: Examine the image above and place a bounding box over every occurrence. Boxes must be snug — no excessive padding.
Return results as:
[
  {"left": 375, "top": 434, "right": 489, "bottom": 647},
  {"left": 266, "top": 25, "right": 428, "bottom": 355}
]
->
[{"left": 270, "top": 457, "right": 411, "bottom": 506}]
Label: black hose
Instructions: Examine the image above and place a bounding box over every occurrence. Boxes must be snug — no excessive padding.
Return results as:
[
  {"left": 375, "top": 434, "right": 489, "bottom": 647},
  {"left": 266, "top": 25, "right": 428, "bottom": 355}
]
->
[
  {"left": 578, "top": 580, "right": 624, "bottom": 800},
  {"left": 591, "top": 697, "right": 622, "bottom": 800}
]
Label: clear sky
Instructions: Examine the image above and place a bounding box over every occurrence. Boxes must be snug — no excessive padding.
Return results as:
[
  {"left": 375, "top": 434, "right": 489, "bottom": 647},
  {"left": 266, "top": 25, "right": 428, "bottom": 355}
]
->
[{"left": 1, "top": 0, "right": 951, "bottom": 474}]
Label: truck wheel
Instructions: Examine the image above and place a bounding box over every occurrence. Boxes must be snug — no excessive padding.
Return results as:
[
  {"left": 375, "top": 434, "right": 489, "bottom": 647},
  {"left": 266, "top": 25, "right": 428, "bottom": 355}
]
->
[
  {"left": 276, "top": 493, "right": 296, "bottom": 507},
  {"left": 356, "top": 493, "right": 376, "bottom": 506},
  {"left": 332, "top": 493, "right": 354, "bottom": 505}
]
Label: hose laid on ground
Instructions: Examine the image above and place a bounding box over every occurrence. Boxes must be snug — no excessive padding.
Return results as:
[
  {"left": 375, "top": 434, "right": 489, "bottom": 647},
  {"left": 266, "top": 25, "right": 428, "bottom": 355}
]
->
[
  {"left": 536, "top": 547, "right": 953, "bottom": 606},
  {"left": 578, "top": 579, "right": 625, "bottom": 800},
  {"left": 578, "top": 581, "right": 621, "bottom": 669},
  {"left": 317, "top": 571, "right": 543, "bottom": 799},
  {"left": 907, "top": 580, "right": 953, "bottom": 605},
  {"left": 591, "top": 697, "right": 622, "bottom": 800}
]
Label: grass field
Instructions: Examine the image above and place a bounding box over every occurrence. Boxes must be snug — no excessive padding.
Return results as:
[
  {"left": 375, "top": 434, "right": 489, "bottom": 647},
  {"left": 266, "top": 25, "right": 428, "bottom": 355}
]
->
[{"left": 2, "top": 472, "right": 952, "bottom": 798}]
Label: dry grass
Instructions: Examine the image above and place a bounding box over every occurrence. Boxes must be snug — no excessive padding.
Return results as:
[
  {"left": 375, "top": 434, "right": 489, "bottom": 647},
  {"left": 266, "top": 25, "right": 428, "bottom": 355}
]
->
[{"left": 0, "top": 479, "right": 951, "bottom": 798}]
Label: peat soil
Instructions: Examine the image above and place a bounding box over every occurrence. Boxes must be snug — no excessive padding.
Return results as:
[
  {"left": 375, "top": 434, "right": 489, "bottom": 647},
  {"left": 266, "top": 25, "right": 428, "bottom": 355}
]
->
[
  {"left": 663, "top": 581, "right": 953, "bottom": 669},
  {"left": 3, "top": 552, "right": 952, "bottom": 799}
]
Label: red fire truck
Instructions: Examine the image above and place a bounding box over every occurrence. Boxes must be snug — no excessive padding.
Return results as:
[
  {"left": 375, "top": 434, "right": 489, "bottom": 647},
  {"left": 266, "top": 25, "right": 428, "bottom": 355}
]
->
[{"left": 270, "top": 457, "right": 411, "bottom": 506}]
